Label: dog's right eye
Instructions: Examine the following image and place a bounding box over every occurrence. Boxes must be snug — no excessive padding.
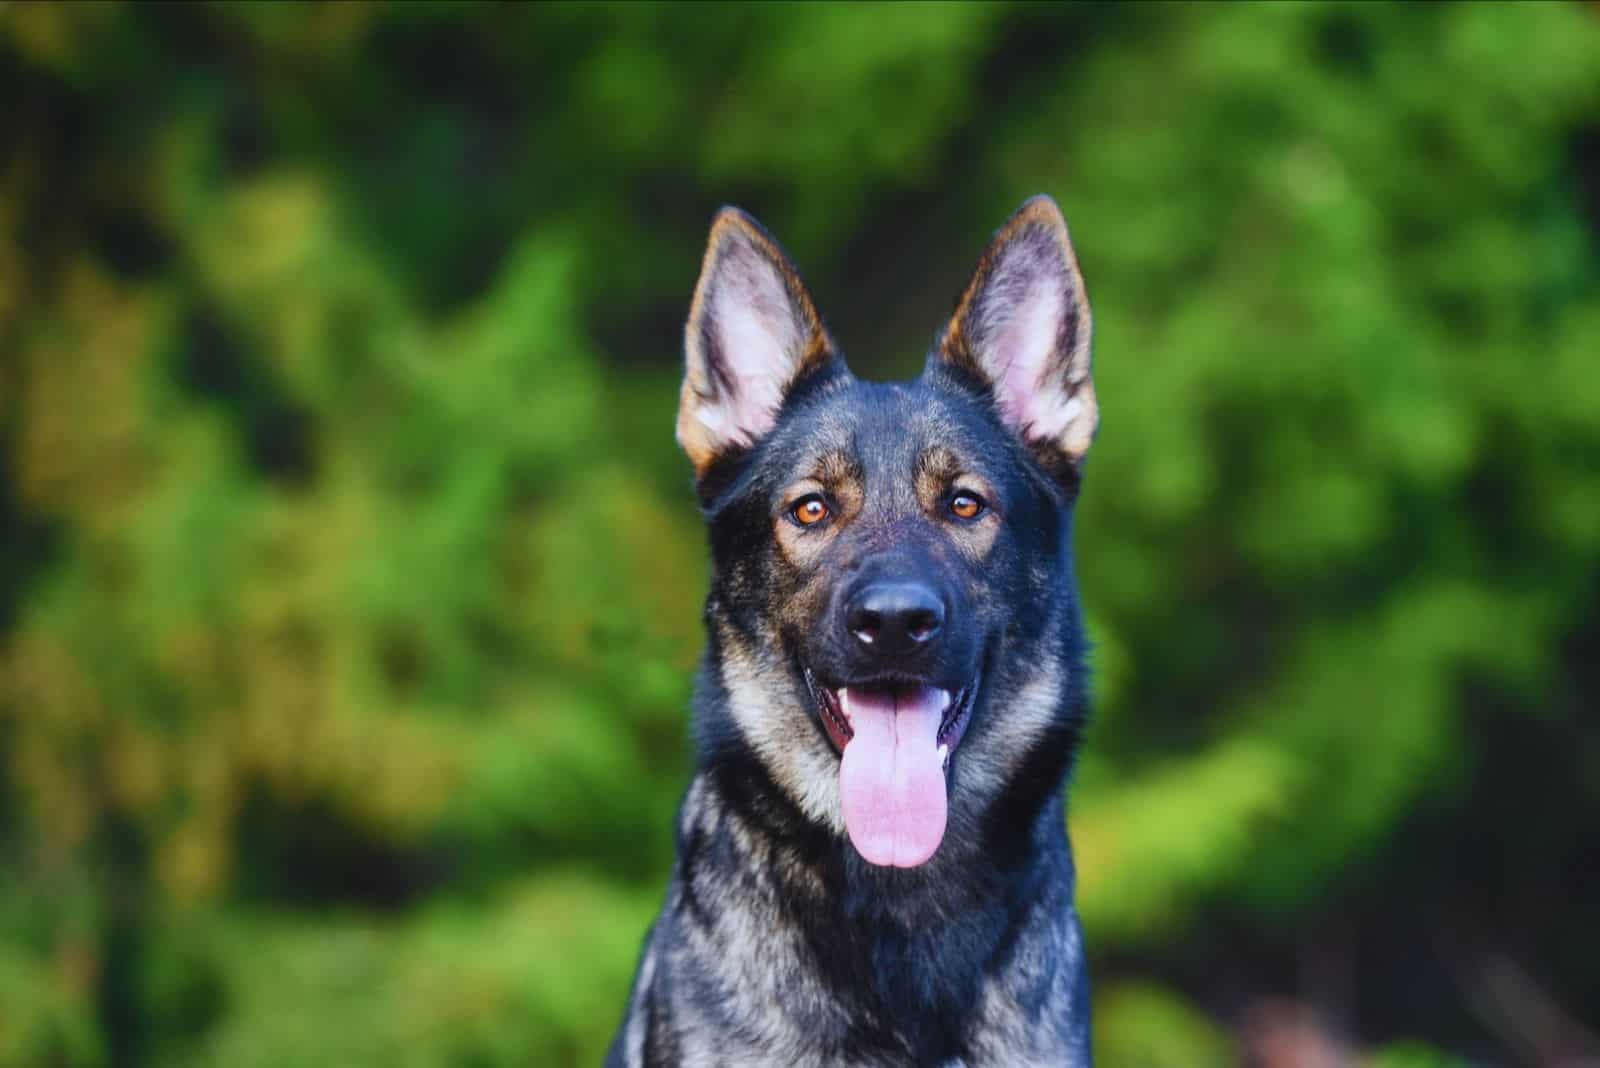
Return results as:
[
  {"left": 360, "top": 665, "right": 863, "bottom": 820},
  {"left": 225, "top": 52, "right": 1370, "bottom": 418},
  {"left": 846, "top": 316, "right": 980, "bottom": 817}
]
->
[{"left": 789, "top": 495, "right": 831, "bottom": 527}]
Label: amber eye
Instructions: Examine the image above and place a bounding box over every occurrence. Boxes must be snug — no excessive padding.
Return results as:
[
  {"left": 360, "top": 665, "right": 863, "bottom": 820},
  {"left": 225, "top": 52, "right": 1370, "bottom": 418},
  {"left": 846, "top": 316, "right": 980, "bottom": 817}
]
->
[
  {"left": 790, "top": 494, "right": 831, "bottom": 527},
  {"left": 948, "top": 492, "right": 986, "bottom": 520}
]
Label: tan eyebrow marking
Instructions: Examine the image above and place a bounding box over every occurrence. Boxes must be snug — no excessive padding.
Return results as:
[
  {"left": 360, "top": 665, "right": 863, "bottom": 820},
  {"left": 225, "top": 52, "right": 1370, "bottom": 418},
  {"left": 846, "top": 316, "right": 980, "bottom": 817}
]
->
[
  {"left": 916, "top": 446, "right": 963, "bottom": 504},
  {"left": 916, "top": 445, "right": 999, "bottom": 558},
  {"left": 814, "top": 448, "right": 863, "bottom": 502},
  {"left": 773, "top": 449, "right": 864, "bottom": 567}
]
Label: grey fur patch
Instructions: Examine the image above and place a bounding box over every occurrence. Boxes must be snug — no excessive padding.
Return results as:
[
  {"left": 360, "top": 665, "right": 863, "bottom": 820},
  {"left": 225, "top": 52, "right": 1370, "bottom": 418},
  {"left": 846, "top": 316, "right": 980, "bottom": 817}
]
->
[{"left": 717, "top": 620, "right": 846, "bottom": 834}]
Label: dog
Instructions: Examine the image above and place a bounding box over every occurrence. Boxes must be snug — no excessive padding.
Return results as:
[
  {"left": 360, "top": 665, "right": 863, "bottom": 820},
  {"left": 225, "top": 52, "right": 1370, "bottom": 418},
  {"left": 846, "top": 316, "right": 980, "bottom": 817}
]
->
[{"left": 607, "top": 196, "right": 1099, "bottom": 1067}]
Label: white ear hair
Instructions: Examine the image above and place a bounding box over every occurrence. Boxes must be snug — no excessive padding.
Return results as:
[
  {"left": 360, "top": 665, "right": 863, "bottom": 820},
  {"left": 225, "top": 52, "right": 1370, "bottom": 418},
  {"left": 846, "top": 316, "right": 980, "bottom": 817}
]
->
[
  {"left": 677, "top": 208, "right": 837, "bottom": 474},
  {"left": 938, "top": 196, "right": 1097, "bottom": 465}
]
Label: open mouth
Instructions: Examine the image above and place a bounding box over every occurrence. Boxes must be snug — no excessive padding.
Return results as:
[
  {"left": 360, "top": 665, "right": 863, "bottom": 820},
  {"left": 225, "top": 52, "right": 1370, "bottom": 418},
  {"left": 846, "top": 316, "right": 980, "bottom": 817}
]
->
[
  {"left": 805, "top": 669, "right": 977, "bottom": 763},
  {"left": 803, "top": 667, "right": 979, "bottom": 869}
]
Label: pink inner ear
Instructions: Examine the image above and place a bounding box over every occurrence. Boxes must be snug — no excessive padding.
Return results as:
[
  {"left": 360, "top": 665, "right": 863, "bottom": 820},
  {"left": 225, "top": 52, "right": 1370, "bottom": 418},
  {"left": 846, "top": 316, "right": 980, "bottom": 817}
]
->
[
  {"left": 991, "top": 276, "right": 1076, "bottom": 441},
  {"left": 695, "top": 245, "right": 802, "bottom": 446}
]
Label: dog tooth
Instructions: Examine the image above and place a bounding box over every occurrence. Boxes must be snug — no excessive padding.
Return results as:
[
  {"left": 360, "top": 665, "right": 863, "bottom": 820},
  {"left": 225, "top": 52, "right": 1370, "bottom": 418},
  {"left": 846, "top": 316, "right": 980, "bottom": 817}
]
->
[{"left": 938, "top": 743, "right": 949, "bottom": 769}]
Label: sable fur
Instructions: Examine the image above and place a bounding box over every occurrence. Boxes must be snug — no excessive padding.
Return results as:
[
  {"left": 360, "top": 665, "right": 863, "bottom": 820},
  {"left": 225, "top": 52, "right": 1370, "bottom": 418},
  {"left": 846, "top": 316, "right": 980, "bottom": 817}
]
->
[{"left": 609, "top": 196, "right": 1099, "bottom": 1067}]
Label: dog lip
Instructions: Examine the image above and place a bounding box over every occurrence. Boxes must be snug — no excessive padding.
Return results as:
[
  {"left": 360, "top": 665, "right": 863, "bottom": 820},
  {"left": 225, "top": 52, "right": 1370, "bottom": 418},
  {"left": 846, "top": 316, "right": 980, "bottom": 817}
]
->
[
  {"left": 935, "top": 677, "right": 978, "bottom": 752},
  {"left": 802, "top": 667, "right": 855, "bottom": 750}
]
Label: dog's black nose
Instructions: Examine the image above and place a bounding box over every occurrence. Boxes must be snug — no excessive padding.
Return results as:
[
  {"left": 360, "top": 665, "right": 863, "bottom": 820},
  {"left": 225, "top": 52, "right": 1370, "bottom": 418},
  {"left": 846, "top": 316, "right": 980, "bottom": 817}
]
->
[{"left": 845, "top": 581, "right": 944, "bottom": 654}]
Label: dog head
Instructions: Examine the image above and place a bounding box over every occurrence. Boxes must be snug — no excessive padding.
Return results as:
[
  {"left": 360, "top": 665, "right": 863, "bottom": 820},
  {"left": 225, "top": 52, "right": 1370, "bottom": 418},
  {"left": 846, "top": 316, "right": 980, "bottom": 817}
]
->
[{"left": 678, "top": 197, "right": 1096, "bottom": 869}]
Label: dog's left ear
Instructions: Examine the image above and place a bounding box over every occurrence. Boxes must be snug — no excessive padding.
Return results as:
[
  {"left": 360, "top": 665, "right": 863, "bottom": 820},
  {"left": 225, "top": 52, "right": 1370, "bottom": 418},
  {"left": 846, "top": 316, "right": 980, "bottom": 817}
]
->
[
  {"left": 677, "top": 207, "right": 839, "bottom": 477},
  {"left": 934, "top": 195, "right": 1097, "bottom": 469}
]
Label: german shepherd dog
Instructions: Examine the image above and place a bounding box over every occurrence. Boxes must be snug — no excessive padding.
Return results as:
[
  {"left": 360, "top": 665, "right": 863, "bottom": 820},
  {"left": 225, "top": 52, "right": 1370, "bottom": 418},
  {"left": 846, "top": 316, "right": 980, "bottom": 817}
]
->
[{"left": 608, "top": 196, "right": 1099, "bottom": 1067}]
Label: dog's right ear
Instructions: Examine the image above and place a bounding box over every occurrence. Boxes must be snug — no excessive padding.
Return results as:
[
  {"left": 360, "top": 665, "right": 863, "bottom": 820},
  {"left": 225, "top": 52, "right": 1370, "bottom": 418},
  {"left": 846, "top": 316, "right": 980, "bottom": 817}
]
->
[{"left": 677, "top": 208, "right": 839, "bottom": 477}]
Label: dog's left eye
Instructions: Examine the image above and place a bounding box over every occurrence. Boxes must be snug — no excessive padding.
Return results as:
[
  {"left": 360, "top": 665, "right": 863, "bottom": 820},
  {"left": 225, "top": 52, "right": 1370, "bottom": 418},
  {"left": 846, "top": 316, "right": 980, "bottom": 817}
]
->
[{"left": 948, "top": 492, "right": 986, "bottom": 520}]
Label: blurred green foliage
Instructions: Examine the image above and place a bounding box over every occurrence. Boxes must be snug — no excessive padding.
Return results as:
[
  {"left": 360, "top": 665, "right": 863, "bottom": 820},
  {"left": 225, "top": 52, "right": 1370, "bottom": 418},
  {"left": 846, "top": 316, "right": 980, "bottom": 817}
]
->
[{"left": 3, "top": 2, "right": 1599, "bottom": 1065}]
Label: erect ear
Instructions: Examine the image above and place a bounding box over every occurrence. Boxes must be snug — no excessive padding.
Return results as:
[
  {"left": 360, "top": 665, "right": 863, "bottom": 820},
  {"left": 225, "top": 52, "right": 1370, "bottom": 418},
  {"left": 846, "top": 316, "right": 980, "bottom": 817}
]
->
[
  {"left": 677, "top": 207, "right": 840, "bottom": 476},
  {"left": 934, "top": 195, "right": 1097, "bottom": 469}
]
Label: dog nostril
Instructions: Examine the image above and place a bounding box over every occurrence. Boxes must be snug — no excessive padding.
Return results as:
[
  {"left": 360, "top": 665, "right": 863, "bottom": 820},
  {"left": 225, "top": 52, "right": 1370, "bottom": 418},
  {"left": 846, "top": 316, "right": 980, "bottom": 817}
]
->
[
  {"left": 906, "top": 610, "right": 940, "bottom": 643},
  {"left": 850, "top": 609, "right": 882, "bottom": 645}
]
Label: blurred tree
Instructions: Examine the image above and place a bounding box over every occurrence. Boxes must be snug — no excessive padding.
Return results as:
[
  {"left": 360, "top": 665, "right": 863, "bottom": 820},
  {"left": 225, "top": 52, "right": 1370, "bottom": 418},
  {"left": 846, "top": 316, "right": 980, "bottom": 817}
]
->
[{"left": 1, "top": 2, "right": 1598, "bottom": 1065}]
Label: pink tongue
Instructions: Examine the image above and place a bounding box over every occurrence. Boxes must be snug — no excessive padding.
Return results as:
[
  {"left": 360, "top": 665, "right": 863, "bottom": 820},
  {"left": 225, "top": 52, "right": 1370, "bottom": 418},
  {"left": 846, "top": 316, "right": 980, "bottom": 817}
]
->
[{"left": 838, "top": 686, "right": 949, "bottom": 868}]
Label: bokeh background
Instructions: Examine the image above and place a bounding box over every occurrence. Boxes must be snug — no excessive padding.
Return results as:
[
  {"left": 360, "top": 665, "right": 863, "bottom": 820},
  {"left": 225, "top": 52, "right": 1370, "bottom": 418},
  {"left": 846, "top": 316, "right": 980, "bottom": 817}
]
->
[{"left": 3, "top": 2, "right": 1600, "bottom": 1065}]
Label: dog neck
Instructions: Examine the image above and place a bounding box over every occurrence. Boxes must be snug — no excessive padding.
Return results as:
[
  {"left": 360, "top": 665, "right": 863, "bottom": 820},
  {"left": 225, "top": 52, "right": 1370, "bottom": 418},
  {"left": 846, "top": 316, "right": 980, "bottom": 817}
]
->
[{"left": 666, "top": 745, "right": 1082, "bottom": 1055}]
